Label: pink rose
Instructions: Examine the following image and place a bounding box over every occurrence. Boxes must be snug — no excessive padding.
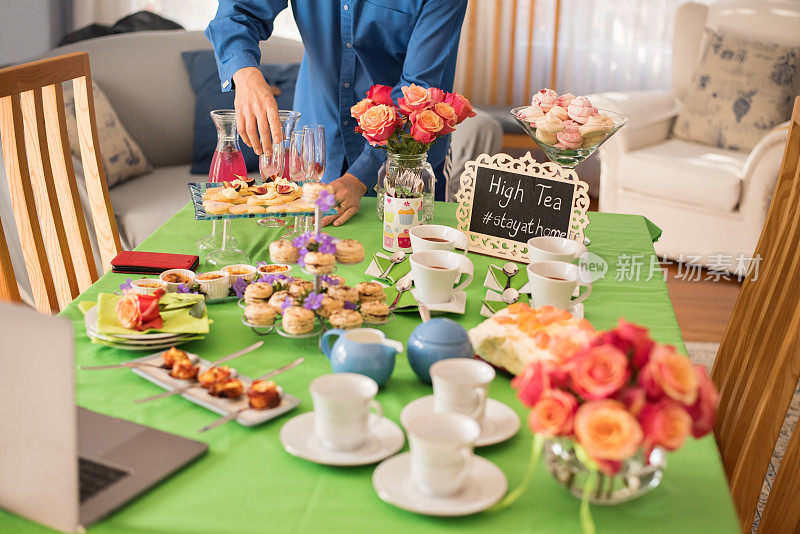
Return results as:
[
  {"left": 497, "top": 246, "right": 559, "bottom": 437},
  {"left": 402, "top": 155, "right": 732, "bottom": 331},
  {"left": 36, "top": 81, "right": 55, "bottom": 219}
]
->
[
  {"left": 685, "top": 365, "right": 719, "bottom": 438},
  {"left": 639, "top": 345, "right": 698, "bottom": 405},
  {"left": 617, "top": 386, "right": 646, "bottom": 416},
  {"left": 409, "top": 109, "right": 443, "bottom": 144},
  {"left": 511, "top": 360, "right": 552, "bottom": 408},
  {"left": 358, "top": 104, "right": 396, "bottom": 146},
  {"left": 398, "top": 84, "right": 431, "bottom": 114},
  {"left": 366, "top": 84, "right": 394, "bottom": 106},
  {"left": 433, "top": 102, "right": 458, "bottom": 134},
  {"left": 350, "top": 98, "right": 375, "bottom": 120},
  {"left": 570, "top": 344, "right": 629, "bottom": 400},
  {"left": 528, "top": 389, "right": 578, "bottom": 437},
  {"left": 595, "top": 319, "right": 655, "bottom": 368},
  {"left": 443, "top": 92, "right": 477, "bottom": 123},
  {"left": 638, "top": 399, "right": 691, "bottom": 455},
  {"left": 574, "top": 400, "right": 643, "bottom": 471},
  {"left": 429, "top": 87, "right": 446, "bottom": 104}
]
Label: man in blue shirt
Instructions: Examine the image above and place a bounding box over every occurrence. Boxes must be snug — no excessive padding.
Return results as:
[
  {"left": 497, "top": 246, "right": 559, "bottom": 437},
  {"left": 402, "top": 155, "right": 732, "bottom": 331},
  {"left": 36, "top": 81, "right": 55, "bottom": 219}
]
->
[{"left": 206, "top": 0, "right": 468, "bottom": 226}]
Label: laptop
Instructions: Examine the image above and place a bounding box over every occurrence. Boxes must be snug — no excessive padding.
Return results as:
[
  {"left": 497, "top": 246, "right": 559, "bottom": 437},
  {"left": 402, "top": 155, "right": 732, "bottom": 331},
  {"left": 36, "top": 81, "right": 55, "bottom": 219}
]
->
[{"left": 0, "top": 302, "right": 207, "bottom": 532}]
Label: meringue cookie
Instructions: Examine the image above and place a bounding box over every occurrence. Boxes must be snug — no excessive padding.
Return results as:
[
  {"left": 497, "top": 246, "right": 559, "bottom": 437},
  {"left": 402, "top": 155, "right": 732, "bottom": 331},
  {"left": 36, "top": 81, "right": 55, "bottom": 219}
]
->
[
  {"left": 517, "top": 104, "right": 544, "bottom": 123},
  {"left": 567, "top": 96, "right": 597, "bottom": 124},
  {"left": 556, "top": 128, "right": 583, "bottom": 149},
  {"left": 578, "top": 114, "right": 615, "bottom": 136},
  {"left": 536, "top": 128, "right": 558, "bottom": 145},
  {"left": 555, "top": 92, "right": 575, "bottom": 108},
  {"left": 547, "top": 105, "right": 569, "bottom": 121},
  {"left": 531, "top": 88, "right": 558, "bottom": 112},
  {"left": 535, "top": 113, "right": 564, "bottom": 134}
]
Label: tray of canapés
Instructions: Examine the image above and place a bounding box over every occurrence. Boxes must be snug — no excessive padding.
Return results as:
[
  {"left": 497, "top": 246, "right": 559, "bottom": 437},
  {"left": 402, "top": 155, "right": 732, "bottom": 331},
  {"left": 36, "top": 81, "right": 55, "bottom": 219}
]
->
[
  {"left": 127, "top": 347, "right": 301, "bottom": 427},
  {"left": 189, "top": 178, "right": 337, "bottom": 220}
]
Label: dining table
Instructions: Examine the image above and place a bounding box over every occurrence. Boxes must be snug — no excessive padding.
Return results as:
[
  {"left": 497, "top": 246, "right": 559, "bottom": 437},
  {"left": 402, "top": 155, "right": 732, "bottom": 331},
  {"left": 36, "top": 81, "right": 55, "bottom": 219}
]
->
[{"left": 0, "top": 197, "right": 739, "bottom": 533}]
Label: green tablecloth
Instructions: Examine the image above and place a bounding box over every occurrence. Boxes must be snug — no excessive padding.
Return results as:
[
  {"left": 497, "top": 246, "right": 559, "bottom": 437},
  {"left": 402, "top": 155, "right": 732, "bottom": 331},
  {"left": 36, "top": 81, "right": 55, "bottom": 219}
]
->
[{"left": 1, "top": 199, "right": 738, "bottom": 533}]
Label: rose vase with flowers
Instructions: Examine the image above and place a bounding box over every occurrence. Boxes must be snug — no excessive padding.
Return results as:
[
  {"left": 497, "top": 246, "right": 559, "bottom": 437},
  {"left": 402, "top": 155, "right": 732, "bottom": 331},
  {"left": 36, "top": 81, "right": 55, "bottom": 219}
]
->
[
  {"left": 351, "top": 84, "right": 476, "bottom": 226},
  {"left": 497, "top": 319, "right": 719, "bottom": 533}
]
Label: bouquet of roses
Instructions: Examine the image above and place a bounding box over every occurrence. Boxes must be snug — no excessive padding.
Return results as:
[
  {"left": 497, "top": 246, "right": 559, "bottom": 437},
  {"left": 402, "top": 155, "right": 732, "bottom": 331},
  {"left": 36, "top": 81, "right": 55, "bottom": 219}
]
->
[{"left": 351, "top": 84, "right": 476, "bottom": 153}]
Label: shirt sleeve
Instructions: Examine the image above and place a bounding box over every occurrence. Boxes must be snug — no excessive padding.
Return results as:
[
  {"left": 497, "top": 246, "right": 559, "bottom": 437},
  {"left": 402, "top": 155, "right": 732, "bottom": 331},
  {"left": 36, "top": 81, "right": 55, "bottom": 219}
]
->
[
  {"left": 204, "top": 0, "right": 289, "bottom": 92},
  {"left": 346, "top": 0, "right": 468, "bottom": 189}
]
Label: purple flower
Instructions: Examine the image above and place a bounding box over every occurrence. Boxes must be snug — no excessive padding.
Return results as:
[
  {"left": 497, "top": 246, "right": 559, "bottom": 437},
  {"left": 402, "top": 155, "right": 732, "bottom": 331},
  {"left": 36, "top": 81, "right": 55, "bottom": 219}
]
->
[
  {"left": 303, "top": 292, "right": 324, "bottom": 310},
  {"left": 232, "top": 277, "right": 249, "bottom": 298},
  {"left": 119, "top": 278, "right": 133, "bottom": 292},
  {"left": 281, "top": 297, "right": 295, "bottom": 311},
  {"left": 320, "top": 275, "right": 340, "bottom": 286},
  {"left": 256, "top": 261, "right": 270, "bottom": 268},
  {"left": 176, "top": 284, "right": 192, "bottom": 294},
  {"left": 319, "top": 242, "right": 337, "bottom": 254},
  {"left": 343, "top": 300, "right": 358, "bottom": 311},
  {"left": 316, "top": 190, "right": 335, "bottom": 211}
]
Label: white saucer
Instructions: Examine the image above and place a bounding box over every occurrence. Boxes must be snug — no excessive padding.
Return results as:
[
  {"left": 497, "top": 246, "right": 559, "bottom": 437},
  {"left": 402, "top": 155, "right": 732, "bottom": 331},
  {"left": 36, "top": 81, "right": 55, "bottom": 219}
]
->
[
  {"left": 399, "top": 396, "right": 520, "bottom": 447},
  {"left": 480, "top": 289, "right": 584, "bottom": 319},
  {"left": 372, "top": 453, "right": 507, "bottom": 516},
  {"left": 280, "top": 412, "right": 405, "bottom": 466},
  {"left": 409, "top": 287, "right": 467, "bottom": 314}
]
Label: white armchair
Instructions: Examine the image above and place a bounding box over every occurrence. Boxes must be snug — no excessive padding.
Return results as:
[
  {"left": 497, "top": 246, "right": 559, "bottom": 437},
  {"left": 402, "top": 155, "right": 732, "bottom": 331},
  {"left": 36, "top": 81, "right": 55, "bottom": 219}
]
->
[{"left": 589, "top": 1, "right": 800, "bottom": 273}]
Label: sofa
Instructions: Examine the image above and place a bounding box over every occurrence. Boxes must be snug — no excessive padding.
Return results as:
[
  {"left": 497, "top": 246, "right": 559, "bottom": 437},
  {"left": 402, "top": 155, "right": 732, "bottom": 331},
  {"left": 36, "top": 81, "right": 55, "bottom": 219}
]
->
[{"left": 0, "top": 30, "right": 501, "bottom": 302}]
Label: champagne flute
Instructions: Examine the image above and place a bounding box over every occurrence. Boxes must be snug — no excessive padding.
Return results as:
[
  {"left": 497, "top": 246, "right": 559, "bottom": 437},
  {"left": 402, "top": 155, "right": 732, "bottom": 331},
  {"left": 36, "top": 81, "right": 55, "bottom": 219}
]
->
[
  {"left": 285, "top": 131, "right": 310, "bottom": 237},
  {"left": 257, "top": 141, "right": 286, "bottom": 228},
  {"left": 311, "top": 124, "right": 326, "bottom": 182}
]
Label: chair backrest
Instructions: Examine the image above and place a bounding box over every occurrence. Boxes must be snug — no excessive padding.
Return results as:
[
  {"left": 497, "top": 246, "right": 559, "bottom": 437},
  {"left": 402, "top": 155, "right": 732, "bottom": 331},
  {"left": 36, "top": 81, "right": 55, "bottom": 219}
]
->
[
  {"left": 0, "top": 52, "right": 121, "bottom": 313},
  {"left": 712, "top": 96, "right": 800, "bottom": 532}
]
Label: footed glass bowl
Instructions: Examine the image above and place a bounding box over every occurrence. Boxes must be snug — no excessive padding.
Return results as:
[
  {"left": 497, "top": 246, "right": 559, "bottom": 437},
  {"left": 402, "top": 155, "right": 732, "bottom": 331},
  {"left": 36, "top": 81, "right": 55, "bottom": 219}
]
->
[{"left": 510, "top": 107, "right": 628, "bottom": 169}]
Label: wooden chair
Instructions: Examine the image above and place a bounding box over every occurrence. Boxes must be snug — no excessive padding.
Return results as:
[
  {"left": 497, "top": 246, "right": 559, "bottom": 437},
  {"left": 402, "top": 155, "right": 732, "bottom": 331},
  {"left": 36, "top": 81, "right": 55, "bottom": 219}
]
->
[
  {"left": 0, "top": 52, "right": 121, "bottom": 313},
  {"left": 712, "top": 96, "right": 800, "bottom": 532}
]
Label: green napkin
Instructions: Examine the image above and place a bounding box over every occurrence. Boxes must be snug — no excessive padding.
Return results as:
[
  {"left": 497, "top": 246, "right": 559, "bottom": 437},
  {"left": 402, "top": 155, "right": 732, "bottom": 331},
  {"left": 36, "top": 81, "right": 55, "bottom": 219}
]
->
[
  {"left": 373, "top": 253, "right": 411, "bottom": 283},
  {"left": 95, "top": 293, "right": 211, "bottom": 336},
  {"left": 383, "top": 286, "right": 418, "bottom": 312},
  {"left": 488, "top": 263, "right": 528, "bottom": 291},
  {"left": 482, "top": 299, "right": 507, "bottom": 315}
]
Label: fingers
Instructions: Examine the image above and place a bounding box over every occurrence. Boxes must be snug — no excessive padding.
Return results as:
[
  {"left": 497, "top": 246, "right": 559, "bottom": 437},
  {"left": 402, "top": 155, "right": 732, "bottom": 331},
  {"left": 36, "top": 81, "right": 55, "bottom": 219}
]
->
[
  {"left": 333, "top": 206, "right": 358, "bottom": 226},
  {"left": 256, "top": 105, "right": 271, "bottom": 156},
  {"left": 266, "top": 100, "right": 283, "bottom": 146},
  {"left": 245, "top": 111, "right": 261, "bottom": 155},
  {"left": 320, "top": 214, "right": 337, "bottom": 227}
]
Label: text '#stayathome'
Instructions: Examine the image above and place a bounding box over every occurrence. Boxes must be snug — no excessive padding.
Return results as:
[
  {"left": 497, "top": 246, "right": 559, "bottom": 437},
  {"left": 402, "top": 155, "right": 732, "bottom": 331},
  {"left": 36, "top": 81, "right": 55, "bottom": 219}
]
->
[{"left": 481, "top": 174, "right": 567, "bottom": 239}]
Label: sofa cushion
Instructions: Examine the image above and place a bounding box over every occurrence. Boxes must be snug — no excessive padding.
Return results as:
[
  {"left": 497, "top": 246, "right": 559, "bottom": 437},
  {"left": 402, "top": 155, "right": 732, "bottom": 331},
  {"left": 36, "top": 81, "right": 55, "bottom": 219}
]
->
[
  {"left": 181, "top": 50, "right": 300, "bottom": 176},
  {"left": 617, "top": 139, "right": 747, "bottom": 212},
  {"left": 673, "top": 28, "right": 800, "bottom": 152}
]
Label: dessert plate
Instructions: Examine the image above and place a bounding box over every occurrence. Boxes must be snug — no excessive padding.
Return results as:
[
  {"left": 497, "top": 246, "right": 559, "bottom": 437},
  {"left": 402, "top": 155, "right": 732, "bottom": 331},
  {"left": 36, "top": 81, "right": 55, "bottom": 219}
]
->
[
  {"left": 84, "top": 306, "right": 192, "bottom": 342},
  {"left": 372, "top": 453, "right": 507, "bottom": 516},
  {"left": 280, "top": 412, "right": 404, "bottom": 466},
  {"left": 399, "top": 396, "right": 520, "bottom": 447}
]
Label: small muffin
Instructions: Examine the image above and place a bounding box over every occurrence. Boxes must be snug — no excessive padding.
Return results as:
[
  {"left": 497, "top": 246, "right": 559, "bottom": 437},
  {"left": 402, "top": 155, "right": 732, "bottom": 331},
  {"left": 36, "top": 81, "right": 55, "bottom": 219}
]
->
[
  {"left": 221, "top": 264, "right": 257, "bottom": 283},
  {"left": 316, "top": 296, "right": 344, "bottom": 318},
  {"left": 282, "top": 306, "right": 316, "bottom": 334},
  {"left": 198, "top": 366, "right": 234, "bottom": 389},
  {"left": 303, "top": 252, "right": 336, "bottom": 274},
  {"left": 361, "top": 300, "right": 391, "bottom": 323},
  {"left": 288, "top": 279, "right": 314, "bottom": 299},
  {"left": 247, "top": 380, "right": 282, "bottom": 409},
  {"left": 244, "top": 303, "right": 278, "bottom": 325},
  {"left": 320, "top": 274, "right": 346, "bottom": 289},
  {"left": 170, "top": 359, "right": 198, "bottom": 380},
  {"left": 244, "top": 282, "right": 274, "bottom": 305},
  {"left": 328, "top": 309, "right": 364, "bottom": 330},
  {"left": 196, "top": 271, "right": 230, "bottom": 299},
  {"left": 335, "top": 239, "right": 365, "bottom": 264},
  {"left": 356, "top": 282, "right": 387, "bottom": 303},
  {"left": 270, "top": 239, "right": 300, "bottom": 263},
  {"left": 301, "top": 182, "right": 332, "bottom": 204},
  {"left": 209, "top": 378, "right": 244, "bottom": 398},
  {"left": 268, "top": 290, "right": 293, "bottom": 311},
  {"left": 328, "top": 284, "right": 360, "bottom": 303}
]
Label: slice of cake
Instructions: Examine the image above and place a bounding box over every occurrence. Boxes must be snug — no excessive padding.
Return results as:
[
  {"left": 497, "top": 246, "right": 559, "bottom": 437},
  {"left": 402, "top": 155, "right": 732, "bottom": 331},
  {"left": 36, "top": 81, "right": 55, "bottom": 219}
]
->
[{"left": 469, "top": 303, "right": 595, "bottom": 375}]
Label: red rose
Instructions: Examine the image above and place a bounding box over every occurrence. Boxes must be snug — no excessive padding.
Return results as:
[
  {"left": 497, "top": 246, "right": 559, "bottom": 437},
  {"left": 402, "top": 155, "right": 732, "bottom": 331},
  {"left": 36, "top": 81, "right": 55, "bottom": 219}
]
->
[
  {"left": 617, "top": 386, "right": 647, "bottom": 416},
  {"left": 116, "top": 291, "right": 163, "bottom": 331},
  {"left": 638, "top": 399, "right": 691, "bottom": 455},
  {"left": 570, "top": 344, "right": 629, "bottom": 400},
  {"left": 511, "top": 360, "right": 552, "bottom": 408},
  {"left": 528, "top": 389, "right": 577, "bottom": 437},
  {"left": 595, "top": 319, "right": 655, "bottom": 368},
  {"left": 366, "top": 84, "right": 394, "bottom": 106},
  {"left": 408, "top": 109, "right": 443, "bottom": 144},
  {"left": 685, "top": 365, "right": 719, "bottom": 438},
  {"left": 433, "top": 102, "right": 458, "bottom": 135},
  {"left": 443, "top": 92, "right": 476, "bottom": 123},
  {"left": 429, "top": 87, "right": 446, "bottom": 104},
  {"left": 638, "top": 345, "right": 698, "bottom": 405}
]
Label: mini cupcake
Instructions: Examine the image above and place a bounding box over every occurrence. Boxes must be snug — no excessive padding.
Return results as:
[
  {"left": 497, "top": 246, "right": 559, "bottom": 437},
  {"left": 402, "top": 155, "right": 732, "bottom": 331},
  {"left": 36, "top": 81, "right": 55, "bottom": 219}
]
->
[
  {"left": 244, "top": 282, "right": 274, "bottom": 305},
  {"left": 196, "top": 271, "right": 231, "bottom": 299},
  {"left": 282, "top": 306, "right": 316, "bottom": 334},
  {"left": 159, "top": 269, "right": 196, "bottom": 293},
  {"left": 303, "top": 251, "right": 336, "bottom": 274},
  {"left": 130, "top": 278, "right": 168, "bottom": 296},
  {"left": 361, "top": 300, "right": 391, "bottom": 324},
  {"left": 356, "top": 282, "right": 387, "bottom": 303},
  {"left": 316, "top": 296, "right": 344, "bottom": 318},
  {"left": 222, "top": 264, "right": 258, "bottom": 284},
  {"left": 328, "top": 309, "right": 363, "bottom": 330},
  {"left": 268, "top": 290, "right": 293, "bottom": 312},
  {"left": 335, "top": 239, "right": 365, "bottom": 264},
  {"left": 270, "top": 239, "right": 300, "bottom": 263},
  {"left": 244, "top": 303, "right": 278, "bottom": 326},
  {"left": 328, "top": 284, "right": 360, "bottom": 303},
  {"left": 288, "top": 279, "right": 314, "bottom": 299}
]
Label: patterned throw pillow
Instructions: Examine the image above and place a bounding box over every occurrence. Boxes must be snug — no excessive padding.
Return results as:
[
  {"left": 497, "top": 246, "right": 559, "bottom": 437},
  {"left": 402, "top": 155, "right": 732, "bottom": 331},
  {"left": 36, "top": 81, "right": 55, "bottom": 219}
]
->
[
  {"left": 62, "top": 80, "right": 152, "bottom": 188},
  {"left": 673, "top": 29, "right": 800, "bottom": 152}
]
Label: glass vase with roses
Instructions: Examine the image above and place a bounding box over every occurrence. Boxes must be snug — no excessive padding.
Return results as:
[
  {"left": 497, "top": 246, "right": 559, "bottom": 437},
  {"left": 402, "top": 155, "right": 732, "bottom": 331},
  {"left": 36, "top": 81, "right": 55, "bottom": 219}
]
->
[
  {"left": 350, "top": 84, "right": 476, "bottom": 222},
  {"left": 494, "top": 316, "right": 719, "bottom": 534}
]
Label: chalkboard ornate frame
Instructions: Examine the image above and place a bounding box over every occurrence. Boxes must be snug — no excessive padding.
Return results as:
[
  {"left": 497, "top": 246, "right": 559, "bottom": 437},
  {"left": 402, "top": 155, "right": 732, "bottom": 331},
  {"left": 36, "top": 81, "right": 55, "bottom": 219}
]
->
[{"left": 454, "top": 152, "right": 590, "bottom": 261}]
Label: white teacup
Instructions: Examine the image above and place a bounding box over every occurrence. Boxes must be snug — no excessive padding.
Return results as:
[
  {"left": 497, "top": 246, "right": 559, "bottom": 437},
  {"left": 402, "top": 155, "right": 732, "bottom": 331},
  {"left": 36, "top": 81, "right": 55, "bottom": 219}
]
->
[
  {"left": 409, "top": 250, "right": 474, "bottom": 304},
  {"left": 430, "top": 358, "right": 495, "bottom": 421},
  {"left": 409, "top": 225, "right": 469, "bottom": 255},
  {"left": 527, "top": 236, "right": 587, "bottom": 263},
  {"left": 309, "top": 373, "right": 382, "bottom": 451},
  {"left": 527, "top": 261, "right": 592, "bottom": 310},
  {"left": 404, "top": 412, "right": 480, "bottom": 497}
]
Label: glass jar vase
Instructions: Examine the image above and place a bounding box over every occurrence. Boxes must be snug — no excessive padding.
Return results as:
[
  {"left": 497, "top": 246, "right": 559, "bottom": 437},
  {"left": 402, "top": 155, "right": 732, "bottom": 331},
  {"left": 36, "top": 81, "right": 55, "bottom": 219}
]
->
[
  {"left": 543, "top": 439, "right": 666, "bottom": 505},
  {"left": 375, "top": 152, "right": 435, "bottom": 223}
]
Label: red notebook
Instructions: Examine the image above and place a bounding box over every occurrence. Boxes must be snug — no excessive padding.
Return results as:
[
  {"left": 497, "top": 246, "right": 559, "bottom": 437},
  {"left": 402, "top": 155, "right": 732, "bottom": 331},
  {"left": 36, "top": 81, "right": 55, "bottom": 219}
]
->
[{"left": 111, "top": 251, "right": 199, "bottom": 275}]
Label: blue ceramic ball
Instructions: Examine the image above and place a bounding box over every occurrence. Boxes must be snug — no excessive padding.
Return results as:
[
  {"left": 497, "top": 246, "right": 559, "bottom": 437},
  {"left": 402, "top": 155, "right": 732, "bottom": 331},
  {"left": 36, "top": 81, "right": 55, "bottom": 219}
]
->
[{"left": 407, "top": 318, "right": 474, "bottom": 383}]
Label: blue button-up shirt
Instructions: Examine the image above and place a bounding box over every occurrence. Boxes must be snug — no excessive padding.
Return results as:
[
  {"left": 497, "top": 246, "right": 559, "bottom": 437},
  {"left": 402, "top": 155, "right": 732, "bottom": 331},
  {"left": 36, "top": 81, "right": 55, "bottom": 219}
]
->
[{"left": 205, "top": 0, "right": 467, "bottom": 194}]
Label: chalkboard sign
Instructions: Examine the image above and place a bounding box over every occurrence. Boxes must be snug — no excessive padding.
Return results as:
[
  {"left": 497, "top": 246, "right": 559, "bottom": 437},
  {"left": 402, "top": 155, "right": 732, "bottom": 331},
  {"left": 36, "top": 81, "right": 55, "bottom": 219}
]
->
[{"left": 455, "top": 153, "right": 590, "bottom": 262}]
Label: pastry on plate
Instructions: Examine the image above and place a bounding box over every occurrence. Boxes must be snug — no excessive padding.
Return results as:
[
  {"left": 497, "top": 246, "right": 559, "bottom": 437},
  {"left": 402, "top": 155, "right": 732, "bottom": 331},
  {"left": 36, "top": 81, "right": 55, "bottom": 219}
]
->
[
  {"left": 270, "top": 240, "right": 300, "bottom": 263},
  {"left": 247, "top": 380, "right": 282, "bottom": 409},
  {"left": 268, "top": 290, "right": 293, "bottom": 311},
  {"left": 244, "top": 303, "right": 278, "bottom": 326},
  {"left": 303, "top": 252, "right": 336, "bottom": 274},
  {"left": 229, "top": 204, "right": 266, "bottom": 214},
  {"left": 170, "top": 359, "right": 199, "bottom": 380},
  {"left": 328, "top": 309, "right": 363, "bottom": 330},
  {"left": 198, "top": 365, "right": 235, "bottom": 389},
  {"left": 208, "top": 377, "right": 245, "bottom": 398},
  {"left": 203, "top": 201, "right": 234, "bottom": 215},
  {"left": 356, "top": 282, "right": 386, "bottom": 303},
  {"left": 301, "top": 182, "right": 333, "bottom": 204},
  {"left": 468, "top": 303, "right": 595, "bottom": 375},
  {"left": 361, "top": 300, "right": 390, "bottom": 323},
  {"left": 162, "top": 347, "right": 190, "bottom": 369},
  {"left": 316, "top": 295, "right": 344, "bottom": 318},
  {"left": 282, "top": 306, "right": 316, "bottom": 334},
  {"left": 244, "top": 282, "right": 274, "bottom": 305},
  {"left": 288, "top": 279, "right": 314, "bottom": 299},
  {"left": 335, "top": 239, "right": 364, "bottom": 264},
  {"left": 327, "top": 284, "right": 359, "bottom": 303},
  {"left": 222, "top": 264, "right": 258, "bottom": 283}
]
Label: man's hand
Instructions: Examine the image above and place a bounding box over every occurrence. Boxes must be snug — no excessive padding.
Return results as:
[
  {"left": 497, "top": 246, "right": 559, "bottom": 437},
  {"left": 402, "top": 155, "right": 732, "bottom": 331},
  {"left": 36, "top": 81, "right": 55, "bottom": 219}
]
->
[
  {"left": 231, "top": 66, "right": 283, "bottom": 155},
  {"left": 321, "top": 173, "right": 368, "bottom": 227}
]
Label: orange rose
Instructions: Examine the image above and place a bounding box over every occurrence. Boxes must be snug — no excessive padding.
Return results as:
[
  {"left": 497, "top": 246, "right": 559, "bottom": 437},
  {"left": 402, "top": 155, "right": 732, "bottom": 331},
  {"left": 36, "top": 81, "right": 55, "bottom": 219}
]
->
[
  {"left": 638, "top": 399, "right": 691, "bottom": 454},
  {"left": 639, "top": 345, "right": 698, "bottom": 405},
  {"left": 398, "top": 84, "right": 431, "bottom": 114},
  {"left": 434, "top": 102, "right": 458, "bottom": 134},
  {"left": 528, "top": 389, "right": 577, "bottom": 437},
  {"left": 358, "top": 104, "right": 396, "bottom": 146},
  {"left": 444, "top": 91, "right": 477, "bottom": 123},
  {"left": 569, "top": 344, "right": 629, "bottom": 400},
  {"left": 574, "top": 400, "right": 643, "bottom": 463},
  {"left": 409, "top": 109, "right": 443, "bottom": 144},
  {"left": 350, "top": 98, "right": 375, "bottom": 120}
]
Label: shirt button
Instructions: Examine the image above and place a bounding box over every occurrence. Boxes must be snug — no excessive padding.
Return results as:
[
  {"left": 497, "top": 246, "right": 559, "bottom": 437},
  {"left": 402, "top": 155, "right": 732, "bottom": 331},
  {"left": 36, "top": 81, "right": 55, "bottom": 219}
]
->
[
  {"left": 344, "top": 82, "right": 350, "bottom": 88},
  {"left": 346, "top": 42, "right": 352, "bottom": 48},
  {"left": 343, "top": 4, "right": 349, "bottom": 10},
  {"left": 344, "top": 120, "right": 349, "bottom": 126}
]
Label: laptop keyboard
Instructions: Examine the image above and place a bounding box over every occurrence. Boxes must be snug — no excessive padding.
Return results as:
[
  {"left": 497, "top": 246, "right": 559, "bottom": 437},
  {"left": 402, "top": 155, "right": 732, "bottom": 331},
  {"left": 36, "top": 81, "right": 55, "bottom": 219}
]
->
[{"left": 78, "top": 457, "right": 129, "bottom": 503}]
